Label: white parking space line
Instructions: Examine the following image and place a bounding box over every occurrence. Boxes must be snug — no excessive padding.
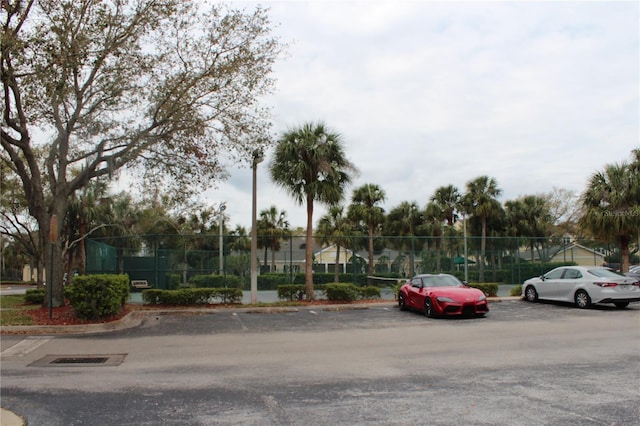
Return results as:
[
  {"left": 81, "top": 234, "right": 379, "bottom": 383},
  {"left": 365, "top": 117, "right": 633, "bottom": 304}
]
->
[
  {"left": 1, "top": 337, "right": 51, "bottom": 357},
  {"left": 231, "top": 313, "right": 248, "bottom": 331}
]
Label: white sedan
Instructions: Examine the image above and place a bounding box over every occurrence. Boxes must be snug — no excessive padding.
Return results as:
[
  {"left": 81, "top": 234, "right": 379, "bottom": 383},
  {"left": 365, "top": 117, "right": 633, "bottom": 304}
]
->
[{"left": 522, "top": 266, "right": 640, "bottom": 309}]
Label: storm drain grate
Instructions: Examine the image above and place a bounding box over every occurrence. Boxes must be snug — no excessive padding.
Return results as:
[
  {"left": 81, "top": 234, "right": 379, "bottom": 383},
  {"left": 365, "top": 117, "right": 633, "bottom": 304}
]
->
[
  {"left": 29, "top": 354, "right": 127, "bottom": 367},
  {"left": 51, "top": 357, "right": 109, "bottom": 364}
]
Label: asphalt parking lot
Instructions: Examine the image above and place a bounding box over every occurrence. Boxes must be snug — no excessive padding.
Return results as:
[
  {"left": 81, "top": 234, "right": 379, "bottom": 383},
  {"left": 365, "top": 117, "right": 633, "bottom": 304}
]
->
[{"left": 2, "top": 299, "right": 639, "bottom": 425}]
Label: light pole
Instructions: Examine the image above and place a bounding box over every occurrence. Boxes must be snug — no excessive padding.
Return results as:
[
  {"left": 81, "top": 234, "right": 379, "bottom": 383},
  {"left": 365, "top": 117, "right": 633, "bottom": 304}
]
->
[
  {"left": 463, "top": 212, "right": 469, "bottom": 283},
  {"left": 218, "top": 202, "right": 226, "bottom": 276},
  {"left": 251, "top": 150, "right": 264, "bottom": 304}
]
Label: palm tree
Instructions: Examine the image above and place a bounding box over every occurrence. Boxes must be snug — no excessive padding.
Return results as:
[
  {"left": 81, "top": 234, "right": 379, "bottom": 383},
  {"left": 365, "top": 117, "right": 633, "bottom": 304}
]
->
[
  {"left": 316, "top": 205, "right": 353, "bottom": 283},
  {"left": 347, "top": 183, "right": 386, "bottom": 279},
  {"left": 461, "top": 176, "right": 503, "bottom": 282},
  {"left": 64, "top": 179, "right": 111, "bottom": 276},
  {"left": 580, "top": 152, "right": 640, "bottom": 273},
  {"left": 270, "top": 122, "right": 356, "bottom": 300},
  {"left": 257, "top": 206, "right": 289, "bottom": 272},
  {"left": 423, "top": 201, "right": 444, "bottom": 272},
  {"left": 505, "top": 195, "right": 553, "bottom": 262},
  {"left": 385, "top": 201, "right": 422, "bottom": 277},
  {"left": 430, "top": 185, "right": 461, "bottom": 271},
  {"left": 431, "top": 185, "right": 460, "bottom": 226}
]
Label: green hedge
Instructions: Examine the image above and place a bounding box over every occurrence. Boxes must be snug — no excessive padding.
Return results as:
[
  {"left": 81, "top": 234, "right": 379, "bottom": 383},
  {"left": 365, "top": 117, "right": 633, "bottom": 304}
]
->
[
  {"left": 467, "top": 283, "right": 498, "bottom": 297},
  {"left": 142, "top": 288, "right": 242, "bottom": 305},
  {"left": 189, "top": 274, "right": 242, "bottom": 289},
  {"left": 276, "top": 283, "right": 382, "bottom": 302},
  {"left": 260, "top": 272, "right": 401, "bottom": 290},
  {"left": 66, "top": 274, "right": 130, "bottom": 319},
  {"left": 322, "top": 283, "right": 381, "bottom": 302}
]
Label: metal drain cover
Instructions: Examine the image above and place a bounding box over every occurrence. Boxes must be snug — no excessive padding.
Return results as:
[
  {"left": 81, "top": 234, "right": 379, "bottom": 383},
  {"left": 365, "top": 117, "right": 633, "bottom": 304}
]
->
[{"left": 29, "top": 354, "right": 126, "bottom": 367}]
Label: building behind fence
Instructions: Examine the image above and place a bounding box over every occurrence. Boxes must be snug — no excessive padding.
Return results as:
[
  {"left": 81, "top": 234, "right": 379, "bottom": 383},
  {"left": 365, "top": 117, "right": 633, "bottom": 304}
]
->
[{"left": 85, "top": 235, "right": 620, "bottom": 290}]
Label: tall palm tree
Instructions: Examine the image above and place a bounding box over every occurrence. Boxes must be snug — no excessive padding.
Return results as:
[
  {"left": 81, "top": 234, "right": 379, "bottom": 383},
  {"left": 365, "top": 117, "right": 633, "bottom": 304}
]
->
[
  {"left": 423, "top": 201, "right": 445, "bottom": 272},
  {"left": 385, "top": 201, "right": 422, "bottom": 277},
  {"left": 270, "top": 122, "right": 356, "bottom": 300},
  {"left": 431, "top": 185, "right": 461, "bottom": 271},
  {"left": 347, "top": 183, "right": 386, "bottom": 279},
  {"left": 580, "top": 152, "right": 640, "bottom": 273},
  {"left": 257, "top": 206, "right": 289, "bottom": 272},
  {"left": 316, "top": 205, "right": 353, "bottom": 283},
  {"left": 461, "top": 176, "right": 502, "bottom": 282},
  {"left": 431, "top": 185, "right": 460, "bottom": 226}
]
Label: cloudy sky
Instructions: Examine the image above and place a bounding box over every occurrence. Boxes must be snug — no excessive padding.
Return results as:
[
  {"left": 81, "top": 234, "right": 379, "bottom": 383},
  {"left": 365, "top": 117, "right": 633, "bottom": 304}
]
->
[{"left": 201, "top": 0, "right": 639, "bottom": 230}]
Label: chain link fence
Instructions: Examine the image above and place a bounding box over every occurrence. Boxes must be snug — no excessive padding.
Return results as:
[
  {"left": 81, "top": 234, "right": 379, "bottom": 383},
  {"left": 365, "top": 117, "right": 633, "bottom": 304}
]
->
[{"left": 86, "top": 235, "right": 625, "bottom": 289}]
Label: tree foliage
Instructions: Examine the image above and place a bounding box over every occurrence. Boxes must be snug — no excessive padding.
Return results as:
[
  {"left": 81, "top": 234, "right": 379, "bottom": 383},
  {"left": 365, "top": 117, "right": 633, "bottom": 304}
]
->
[
  {"left": 580, "top": 149, "right": 640, "bottom": 272},
  {"left": 1, "top": 0, "right": 282, "bottom": 306}
]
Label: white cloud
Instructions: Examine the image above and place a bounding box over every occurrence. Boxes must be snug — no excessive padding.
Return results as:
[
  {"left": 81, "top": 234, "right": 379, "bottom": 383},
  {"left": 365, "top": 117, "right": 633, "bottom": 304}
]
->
[{"left": 195, "top": 0, "right": 639, "bottom": 230}]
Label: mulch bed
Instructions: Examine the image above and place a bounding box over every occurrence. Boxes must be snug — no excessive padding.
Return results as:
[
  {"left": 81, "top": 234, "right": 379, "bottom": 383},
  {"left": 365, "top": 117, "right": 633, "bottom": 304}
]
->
[{"left": 25, "top": 304, "right": 133, "bottom": 326}]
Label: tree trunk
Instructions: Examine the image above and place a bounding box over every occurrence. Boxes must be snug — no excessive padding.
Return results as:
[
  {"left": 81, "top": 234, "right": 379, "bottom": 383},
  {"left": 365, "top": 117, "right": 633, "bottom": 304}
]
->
[
  {"left": 334, "top": 244, "right": 340, "bottom": 283},
  {"left": 435, "top": 234, "right": 442, "bottom": 273},
  {"left": 367, "top": 225, "right": 374, "bottom": 284},
  {"left": 305, "top": 196, "right": 315, "bottom": 300},
  {"left": 479, "top": 215, "right": 486, "bottom": 283},
  {"left": 271, "top": 242, "right": 276, "bottom": 272},
  {"left": 620, "top": 235, "right": 630, "bottom": 273}
]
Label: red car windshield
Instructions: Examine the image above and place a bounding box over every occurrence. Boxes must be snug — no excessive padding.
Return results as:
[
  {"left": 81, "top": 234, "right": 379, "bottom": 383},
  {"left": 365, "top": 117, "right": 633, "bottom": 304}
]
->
[{"left": 421, "top": 275, "right": 463, "bottom": 287}]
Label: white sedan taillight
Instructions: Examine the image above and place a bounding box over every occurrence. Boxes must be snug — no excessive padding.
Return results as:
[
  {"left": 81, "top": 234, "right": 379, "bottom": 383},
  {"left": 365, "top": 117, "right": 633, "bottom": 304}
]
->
[{"left": 593, "top": 282, "right": 618, "bottom": 288}]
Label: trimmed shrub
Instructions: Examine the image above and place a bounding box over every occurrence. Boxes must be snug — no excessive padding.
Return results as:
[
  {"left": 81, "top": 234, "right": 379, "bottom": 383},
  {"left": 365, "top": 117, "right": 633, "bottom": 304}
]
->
[
  {"left": 510, "top": 284, "right": 523, "bottom": 297},
  {"left": 24, "top": 288, "right": 45, "bottom": 304},
  {"left": 66, "top": 274, "right": 130, "bottom": 319},
  {"left": 323, "top": 283, "right": 359, "bottom": 302},
  {"left": 277, "top": 285, "right": 305, "bottom": 301},
  {"left": 357, "top": 286, "right": 381, "bottom": 299}
]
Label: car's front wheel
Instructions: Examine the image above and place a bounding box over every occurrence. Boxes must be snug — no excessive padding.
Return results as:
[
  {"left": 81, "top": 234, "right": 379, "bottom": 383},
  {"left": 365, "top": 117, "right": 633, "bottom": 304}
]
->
[
  {"left": 575, "top": 290, "right": 591, "bottom": 309},
  {"left": 398, "top": 293, "right": 407, "bottom": 311},
  {"left": 524, "top": 285, "right": 538, "bottom": 302},
  {"left": 614, "top": 302, "right": 629, "bottom": 309},
  {"left": 424, "top": 298, "right": 437, "bottom": 318}
]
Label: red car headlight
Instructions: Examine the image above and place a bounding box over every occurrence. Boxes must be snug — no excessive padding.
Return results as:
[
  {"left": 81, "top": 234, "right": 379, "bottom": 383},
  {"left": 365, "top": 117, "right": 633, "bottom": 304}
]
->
[{"left": 436, "top": 296, "right": 455, "bottom": 302}]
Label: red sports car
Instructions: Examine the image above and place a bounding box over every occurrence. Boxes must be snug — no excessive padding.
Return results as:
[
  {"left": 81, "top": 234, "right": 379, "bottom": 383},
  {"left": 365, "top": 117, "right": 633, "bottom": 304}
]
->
[{"left": 398, "top": 274, "right": 489, "bottom": 318}]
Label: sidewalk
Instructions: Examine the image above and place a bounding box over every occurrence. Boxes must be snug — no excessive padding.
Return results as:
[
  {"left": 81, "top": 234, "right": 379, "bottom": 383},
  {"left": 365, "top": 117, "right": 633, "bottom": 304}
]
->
[{"left": 1, "top": 408, "right": 24, "bottom": 426}]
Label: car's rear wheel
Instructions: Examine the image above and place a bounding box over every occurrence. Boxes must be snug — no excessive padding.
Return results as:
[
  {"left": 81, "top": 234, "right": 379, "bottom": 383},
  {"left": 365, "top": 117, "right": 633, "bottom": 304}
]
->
[
  {"left": 524, "top": 286, "right": 538, "bottom": 302},
  {"left": 398, "top": 293, "right": 407, "bottom": 311},
  {"left": 614, "top": 302, "right": 629, "bottom": 309},
  {"left": 575, "top": 290, "right": 591, "bottom": 309},
  {"left": 424, "top": 298, "right": 437, "bottom": 318}
]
